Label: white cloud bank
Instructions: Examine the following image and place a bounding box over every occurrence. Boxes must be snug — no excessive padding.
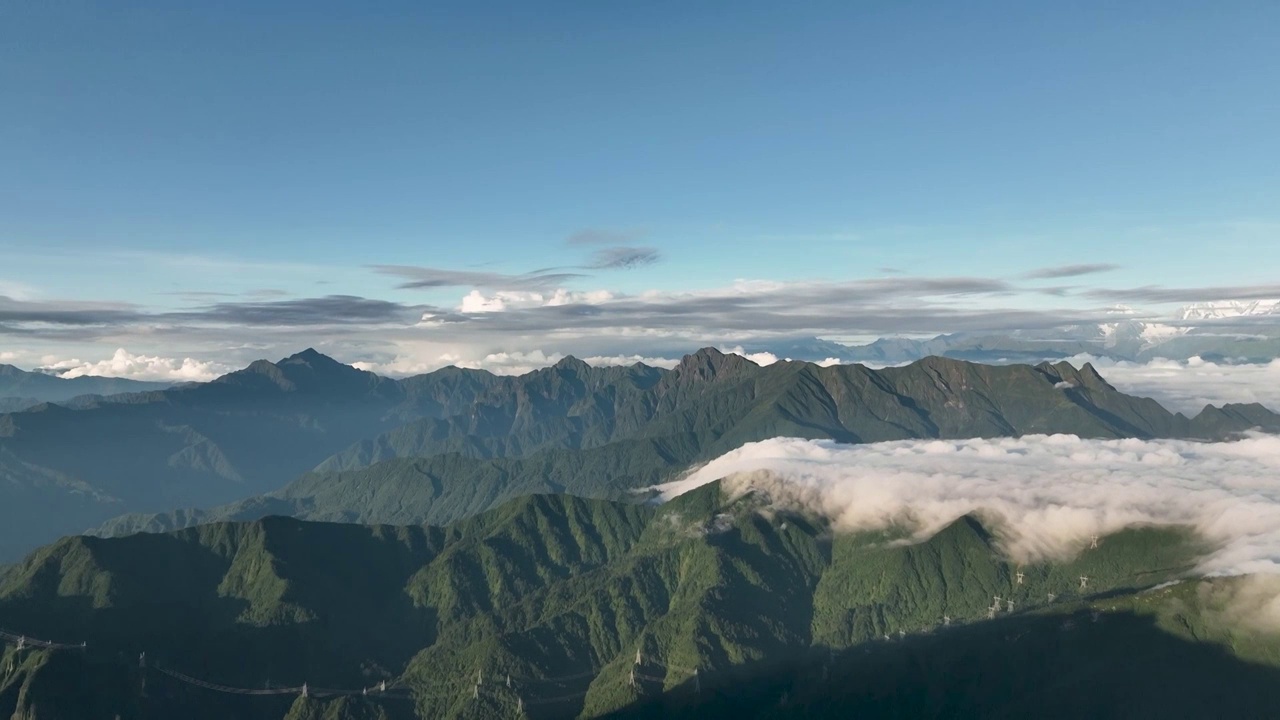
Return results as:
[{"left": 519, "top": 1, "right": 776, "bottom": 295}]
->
[
  {"left": 1065, "top": 355, "right": 1280, "bottom": 415},
  {"left": 40, "top": 349, "right": 234, "bottom": 382},
  {"left": 456, "top": 289, "right": 615, "bottom": 314},
  {"left": 656, "top": 434, "right": 1280, "bottom": 579}
]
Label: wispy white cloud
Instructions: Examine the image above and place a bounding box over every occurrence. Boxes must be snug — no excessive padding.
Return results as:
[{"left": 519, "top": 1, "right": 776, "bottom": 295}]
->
[
  {"left": 719, "top": 346, "right": 780, "bottom": 367},
  {"left": 581, "top": 354, "right": 679, "bottom": 369},
  {"left": 456, "top": 288, "right": 615, "bottom": 314},
  {"left": 40, "top": 348, "right": 233, "bottom": 382}
]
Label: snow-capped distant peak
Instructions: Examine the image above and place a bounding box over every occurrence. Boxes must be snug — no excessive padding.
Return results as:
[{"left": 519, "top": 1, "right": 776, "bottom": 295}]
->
[
  {"left": 1176, "top": 300, "right": 1280, "bottom": 321},
  {"left": 1092, "top": 319, "right": 1187, "bottom": 348}
]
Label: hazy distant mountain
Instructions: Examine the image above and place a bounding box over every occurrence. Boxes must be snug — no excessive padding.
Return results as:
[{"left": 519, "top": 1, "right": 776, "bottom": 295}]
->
[
  {"left": 0, "top": 363, "right": 171, "bottom": 408},
  {"left": 749, "top": 300, "right": 1280, "bottom": 365},
  {"left": 0, "top": 349, "right": 507, "bottom": 560},
  {"left": 3, "top": 487, "right": 1277, "bottom": 719},
  {"left": 92, "top": 350, "right": 1280, "bottom": 546},
  {"left": 0, "top": 396, "right": 40, "bottom": 413},
  {"left": 771, "top": 326, "right": 1280, "bottom": 365}
]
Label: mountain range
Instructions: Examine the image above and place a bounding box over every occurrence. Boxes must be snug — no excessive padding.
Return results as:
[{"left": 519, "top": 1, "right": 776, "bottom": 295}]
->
[
  {"left": 2, "top": 348, "right": 1277, "bottom": 561},
  {"left": 1, "top": 347, "right": 1279, "bottom": 718},
  {"left": 2, "top": 485, "right": 1277, "bottom": 719}
]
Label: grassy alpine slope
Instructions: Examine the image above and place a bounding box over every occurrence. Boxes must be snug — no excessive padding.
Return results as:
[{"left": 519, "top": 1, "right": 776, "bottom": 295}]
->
[{"left": 3, "top": 483, "right": 1277, "bottom": 719}]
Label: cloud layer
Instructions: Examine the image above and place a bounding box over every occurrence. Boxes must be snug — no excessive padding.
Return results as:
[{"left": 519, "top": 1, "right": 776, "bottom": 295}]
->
[
  {"left": 42, "top": 349, "right": 234, "bottom": 382},
  {"left": 656, "top": 435, "right": 1280, "bottom": 578}
]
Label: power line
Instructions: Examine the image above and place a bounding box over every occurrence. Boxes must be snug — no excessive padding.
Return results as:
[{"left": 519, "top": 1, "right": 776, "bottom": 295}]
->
[
  {"left": 153, "top": 665, "right": 303, "bottom": 696},
  {"left": 0, "top": 628, "right": 87, "bottom": 651}
]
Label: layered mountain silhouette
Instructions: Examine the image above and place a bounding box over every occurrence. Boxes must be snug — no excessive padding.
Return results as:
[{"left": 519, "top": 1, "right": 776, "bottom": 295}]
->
[
  {"left": 4, "top": 348, "right": 1279, "bottom": 561},
  {"left": 2, "top": 487, "right": 1276, "bottom": 719},
  {"left": 0, "top": 363, "right": 171, "bottom": 413}
]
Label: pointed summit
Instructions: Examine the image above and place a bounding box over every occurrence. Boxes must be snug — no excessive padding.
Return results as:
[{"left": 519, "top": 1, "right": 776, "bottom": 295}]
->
[
  {"left": 279, "top": 348, "right": 343, "bottom": 368},
  {"left": 1076, "top": 362, "right": 1116, "bottom": 391},
  {"left": 674, "top": 347, "right": 755, "bottom": 382},
  {"left": 210, "top": 348, "right": 387, "bottom": 396},
  {"left": 552, "top": 355, "right": 592, "bottom": 374},
  {"left": 273, "top": 348, "right": 380, "bottom": 388}
]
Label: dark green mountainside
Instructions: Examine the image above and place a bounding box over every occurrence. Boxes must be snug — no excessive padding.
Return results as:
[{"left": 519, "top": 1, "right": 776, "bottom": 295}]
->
[
  {"left": 6, "top": 348, "right": 1280, "bottom": 560},
  {"left": 94, "top": 350, "right": 1280, "bottom": 542},
  {"left": 315, "top": 352, "right": 1258, "bottom": 473},
  {"left": 1, "top": 488, "right": 1277, "bottom": 719}
]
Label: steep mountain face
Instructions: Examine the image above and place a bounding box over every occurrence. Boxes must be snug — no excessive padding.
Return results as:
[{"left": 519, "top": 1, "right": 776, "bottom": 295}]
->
[
  {"left": 1, "top": 488, "right": 1275, "bottom": 719},
  {"left": 92, "top": 350, "right": 1280, "bottom": 545}
]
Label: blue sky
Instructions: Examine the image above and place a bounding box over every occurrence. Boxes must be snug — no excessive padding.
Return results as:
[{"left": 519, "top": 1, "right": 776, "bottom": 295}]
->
[{"left": 1, "top": 1, "right": 1279, "bottom": 375}]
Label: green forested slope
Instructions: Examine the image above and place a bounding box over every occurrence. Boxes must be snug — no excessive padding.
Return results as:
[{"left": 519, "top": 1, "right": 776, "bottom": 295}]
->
[{"left": 3, "top": 486, "right": 1275, "bottom": 719}]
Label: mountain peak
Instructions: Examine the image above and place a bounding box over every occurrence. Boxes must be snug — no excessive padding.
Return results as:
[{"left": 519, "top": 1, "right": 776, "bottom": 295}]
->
[
  {"left": 674, "top": 347, "right": 755, "bottom": 381},
  {"left": 210, "top": 349, "right": 375, "bottom": 395},
  {"left": 279, "top": 348, "right": 341, "bottom": 367},
  {"left": 552, "top": 355, "right": 591, "bottom": 373},
  {"left": 274, "top": 349, "right": 375, "bottom": 384},
  {"left": 1076, "top": 361, "right": 1116, "bottom": 390}
]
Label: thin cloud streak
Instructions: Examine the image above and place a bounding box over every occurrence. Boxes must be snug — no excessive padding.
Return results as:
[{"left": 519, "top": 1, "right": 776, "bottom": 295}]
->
[
  {"left": 1022, "top": 263, "right": 1120, "bottom": 280},
  {"left": 176, "top": 295, "right": 429, "bottom": 326},
  {"left": 370, "top": 264, "right": 586, "bottom": 291},
  {"left": 0, "top": 295, "right": 141, "bottom": 326},
  {"left": 566, "top": 228, "right": 644, "bottom": 245},
  {"left": 586, "top": 246, "right": 661, "bottom": 269},
  {"left": 1086, "top": 284, "right": 1280, "bottom": 305}
]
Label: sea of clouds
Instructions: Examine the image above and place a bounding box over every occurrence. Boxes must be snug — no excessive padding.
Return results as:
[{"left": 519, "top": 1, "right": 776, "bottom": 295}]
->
[{"left": 655, "top": 434, "right": 1280, "bottom": 579}]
